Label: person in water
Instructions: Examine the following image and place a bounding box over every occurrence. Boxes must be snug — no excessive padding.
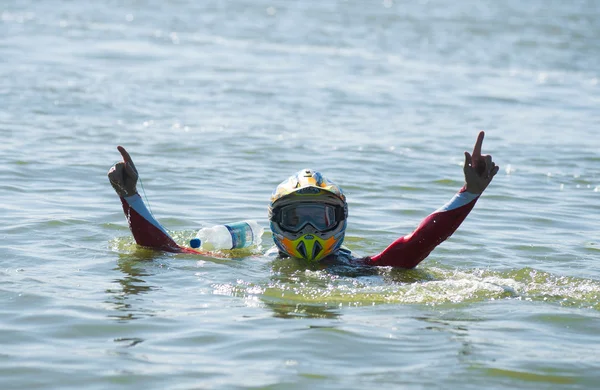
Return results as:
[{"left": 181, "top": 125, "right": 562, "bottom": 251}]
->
[{"left": 108, "top": 131, "right": 498, "bottom": 268}]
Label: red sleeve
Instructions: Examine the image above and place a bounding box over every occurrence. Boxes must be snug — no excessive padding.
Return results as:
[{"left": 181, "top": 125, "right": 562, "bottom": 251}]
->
[
  {"left": 120, "top": 194, "right": 198, "bottom": 254},
  {"left": 365, "top": 187, "right": 479, "bottom": 269}
]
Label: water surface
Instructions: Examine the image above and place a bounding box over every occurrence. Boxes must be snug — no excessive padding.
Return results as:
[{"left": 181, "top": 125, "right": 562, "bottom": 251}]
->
[{"left": 1, "top": 0, "right": 599, "bottom": 389}]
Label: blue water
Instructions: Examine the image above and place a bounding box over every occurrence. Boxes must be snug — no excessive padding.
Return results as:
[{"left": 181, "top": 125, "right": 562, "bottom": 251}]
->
[{"left": 1, "top": 1, "right": 600, "bottom": 389}]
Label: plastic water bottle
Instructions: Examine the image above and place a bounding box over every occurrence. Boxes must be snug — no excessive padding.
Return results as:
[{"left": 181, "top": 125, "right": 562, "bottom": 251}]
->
[{"left": 189, "top": 220, "right": 264, "bottom": 250}]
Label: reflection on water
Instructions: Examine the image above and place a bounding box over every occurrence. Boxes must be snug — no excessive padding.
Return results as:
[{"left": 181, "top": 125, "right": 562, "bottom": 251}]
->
[
  {"left": 114, "top": 337, "right": 145, "bottom": 348},
  {"left": 105, "top": 251, "right": 159, "bottom": 322},
  {"left": 263, "top": 300, "right": 342, "bottom": 319},
  {"left": 415, "top": 314, "right": 476, "bottom": 359},
  {"left": 413, "top": 312, "right": 588, "bottom": 386},
  {"left": 483, "top": 368, "right": 577, "bottom": 386}
]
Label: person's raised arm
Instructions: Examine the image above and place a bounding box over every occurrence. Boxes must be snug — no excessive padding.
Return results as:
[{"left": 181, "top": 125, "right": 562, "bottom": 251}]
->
[
  {"left": 365, "top": 131, "right": 499, "bottom": 268},
  {"left": 108, "top": 146, "right": 186, "bottom": 253}
]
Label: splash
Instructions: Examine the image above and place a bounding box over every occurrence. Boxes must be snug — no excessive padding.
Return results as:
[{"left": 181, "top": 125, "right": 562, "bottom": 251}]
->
[{"left": 212, "top": 266, "right": 600, "bottom": 310}]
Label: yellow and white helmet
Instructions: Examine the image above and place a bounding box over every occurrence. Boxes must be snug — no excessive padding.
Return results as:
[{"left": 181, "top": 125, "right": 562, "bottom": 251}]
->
[{"left": 268, "top": 169, "right": 348, "bottom": 262}]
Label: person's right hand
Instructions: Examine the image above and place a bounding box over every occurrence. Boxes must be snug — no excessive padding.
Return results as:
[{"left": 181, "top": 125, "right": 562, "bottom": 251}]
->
[{"left": 108, "top": 146, "right": 139, "bottom": 197}]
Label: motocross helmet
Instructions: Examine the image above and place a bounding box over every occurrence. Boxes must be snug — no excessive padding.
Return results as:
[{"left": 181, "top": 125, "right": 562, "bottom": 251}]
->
[{"left": 268, "top": 169, "right": 348, "bottom": 262}]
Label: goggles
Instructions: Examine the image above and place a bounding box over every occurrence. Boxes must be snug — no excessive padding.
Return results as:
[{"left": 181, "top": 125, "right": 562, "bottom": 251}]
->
[{"left": 274, "top": 202, "right": 345, "bottom": 233}]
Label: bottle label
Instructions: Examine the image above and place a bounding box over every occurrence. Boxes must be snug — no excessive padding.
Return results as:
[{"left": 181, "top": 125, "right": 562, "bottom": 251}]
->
[{"left": 225, "top": 222, "right": 253, "bottom": 249}]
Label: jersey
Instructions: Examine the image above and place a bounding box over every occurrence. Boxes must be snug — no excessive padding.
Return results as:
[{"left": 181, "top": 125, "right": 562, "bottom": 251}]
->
[{"left": 116, "top": 187, "right": 479, "bottom": 268}]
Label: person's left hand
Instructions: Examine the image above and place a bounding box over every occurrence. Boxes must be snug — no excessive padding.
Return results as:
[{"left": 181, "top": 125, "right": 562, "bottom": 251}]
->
[{"left": 464, "top": 131, "right": 499, "bottom": 195}]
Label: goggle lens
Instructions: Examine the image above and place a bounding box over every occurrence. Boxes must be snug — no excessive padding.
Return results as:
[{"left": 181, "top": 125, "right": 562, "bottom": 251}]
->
[{"left": 278, "top": 203, "right": 340, "bottom": 233}]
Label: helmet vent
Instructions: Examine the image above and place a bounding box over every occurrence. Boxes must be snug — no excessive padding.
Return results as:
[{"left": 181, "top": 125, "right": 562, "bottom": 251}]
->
[
  {"left": 296, "top": 241, "right": 307, "bottom": 258},
  {"left": 312, "top": 241, "right": 323, "bottom": 259}
]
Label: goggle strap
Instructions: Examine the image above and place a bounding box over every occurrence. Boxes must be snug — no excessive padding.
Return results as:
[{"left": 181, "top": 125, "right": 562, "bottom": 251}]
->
[{"left": 335, "top": 205, "right": 346, "bottom": 221}]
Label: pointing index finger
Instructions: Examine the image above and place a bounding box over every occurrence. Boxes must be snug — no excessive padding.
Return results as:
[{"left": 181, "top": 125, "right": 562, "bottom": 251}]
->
[
  {"left": 117, "top": 145, "right": 137, "bottom": 173},
  {"left": 472, "top": 131, "right": 485, "bottom": 158}
]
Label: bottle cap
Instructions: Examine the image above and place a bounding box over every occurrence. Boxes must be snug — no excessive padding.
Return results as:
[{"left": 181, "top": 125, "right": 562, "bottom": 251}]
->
[{"left": 190, "top": 238, "right": 201, "bottom": 248}]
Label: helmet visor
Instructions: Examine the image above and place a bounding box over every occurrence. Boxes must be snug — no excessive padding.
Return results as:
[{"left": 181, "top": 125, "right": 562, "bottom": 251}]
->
[{"left": 277, "top": 203, "right": 341, "bottom": 233}]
